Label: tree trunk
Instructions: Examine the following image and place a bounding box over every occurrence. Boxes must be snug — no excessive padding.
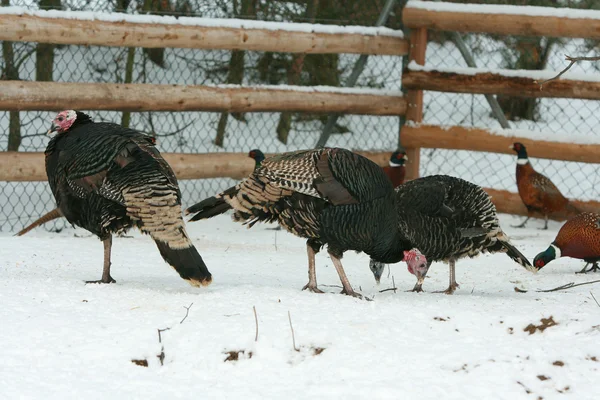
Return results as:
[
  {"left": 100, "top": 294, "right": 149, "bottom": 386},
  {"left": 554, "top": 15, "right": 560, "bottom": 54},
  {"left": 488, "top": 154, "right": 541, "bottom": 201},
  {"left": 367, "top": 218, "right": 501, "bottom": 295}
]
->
[
  {"left": 35, "top": 0, "right": 61, "bottom": 82},
  {"left": 214, "top": 0, "right": 257, "bottom": 148},
  {"left": 2, "top": 0, "right": 21, "bottom": 151},
  {"left": 276, "top": 0, "right": 319, "bottom": 145},
  {"left": 121, "top": 47, "right": 136, "bottom": 127},
  {"left": 496, "top": 37, "right": 555, "bottom": 121}
]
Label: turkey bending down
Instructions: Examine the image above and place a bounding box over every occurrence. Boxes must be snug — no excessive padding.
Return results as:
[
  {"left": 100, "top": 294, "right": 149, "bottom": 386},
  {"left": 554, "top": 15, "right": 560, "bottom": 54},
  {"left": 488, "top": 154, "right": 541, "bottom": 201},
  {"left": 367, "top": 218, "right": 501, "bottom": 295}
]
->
[
  {"left": 185, "top": 147, "right": 426, "bottom": 298},
  {"left": 44, "top": 110, "right": 212, "bottom": 286},
  {"left": 369, "top": 175, "right": 537, "bottom": 294}
]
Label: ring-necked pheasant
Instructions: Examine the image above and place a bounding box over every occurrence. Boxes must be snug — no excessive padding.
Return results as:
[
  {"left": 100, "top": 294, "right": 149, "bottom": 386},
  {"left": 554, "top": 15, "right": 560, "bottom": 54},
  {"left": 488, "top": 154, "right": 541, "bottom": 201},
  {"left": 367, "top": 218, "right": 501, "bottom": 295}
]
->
[
  {"left": 186, "top": 147, "right": 426, "bottom": 298},
  {"left": 510, "top": 142, "right": 580, "bottom": 229},
  {"left": 382, "top": 150, "right": 407, "bottom": 188},
  {"left": 534, "top": 212, "right": 600, "bottom": 273},
  {"left": 44, "top": 110, "right": 212, "bottom": 286},
  {"left": 368, "top": 175, "right": 536, "bottom": 294}
]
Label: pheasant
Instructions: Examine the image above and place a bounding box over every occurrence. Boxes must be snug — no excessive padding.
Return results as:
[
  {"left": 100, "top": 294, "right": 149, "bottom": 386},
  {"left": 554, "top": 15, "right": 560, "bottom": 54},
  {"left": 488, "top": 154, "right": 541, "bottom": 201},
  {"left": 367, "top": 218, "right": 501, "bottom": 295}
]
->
[
  {"left": 248, "top": 149, "right": 280, "bottom": 231},
  {"left": 44, "top": 110, "right": 211, "bottom": 286},
  {"left": 534, "top": 212, "right": 600, "bottom": 273},
  {"left": 510, "top": 142, "right": 579, "bottom": 229},
  {"left": 368, "top": 175, "right": 535, "bottom": 294},
  {"left": 186, "top": 147, "right": 425, "bottom": 298},
  {"left": 382, "top": 150, "right": 407, "bottom": 187}
]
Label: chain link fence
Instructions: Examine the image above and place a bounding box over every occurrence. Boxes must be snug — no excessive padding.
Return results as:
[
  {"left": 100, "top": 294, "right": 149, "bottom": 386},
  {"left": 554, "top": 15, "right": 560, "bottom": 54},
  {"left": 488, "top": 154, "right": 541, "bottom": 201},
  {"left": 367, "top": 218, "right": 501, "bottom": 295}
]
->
[
  {"left": 2, "top": 0, "right": 600, "bottom": 233},
  {"left": 0, "top": 0, "right": 405, "bottom": 232}
]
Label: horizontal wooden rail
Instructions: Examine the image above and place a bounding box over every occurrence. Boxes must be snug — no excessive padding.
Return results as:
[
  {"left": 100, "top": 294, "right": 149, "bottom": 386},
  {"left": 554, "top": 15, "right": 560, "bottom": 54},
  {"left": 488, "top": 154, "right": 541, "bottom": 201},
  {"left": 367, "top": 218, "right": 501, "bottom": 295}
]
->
[
  {"left": 403, "top": 2, "right": 600, "bottom": 39},
  {"left": 0, "top": 81, "right": 406, "bottom": 115},
  {"left": 0, "top": 13, "right": 408, "bottom": 55},
  {"left": 0, "top": 151, "right": 392, "bottom": 182},
  {"left": 402, "top": 124, "right": 600, "bottom": 164},
  {"left": 402, "top": 69, "right": 600, "bottom": 100},
  {"left": 484, "top": 188, "right": 600, "bottom": 221}
]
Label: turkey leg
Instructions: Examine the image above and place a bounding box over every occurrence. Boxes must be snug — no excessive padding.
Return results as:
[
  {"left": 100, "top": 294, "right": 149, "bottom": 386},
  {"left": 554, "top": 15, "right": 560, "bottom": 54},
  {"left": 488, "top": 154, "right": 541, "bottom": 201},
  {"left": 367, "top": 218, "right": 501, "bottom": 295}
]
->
[
  {"left": 302, "top": 241, "right": 324, "bottom": 293},
  {"left": 328, "top": 251, "right": 362, "bottom": 299},
  {"left": 435, "top": 259, "right": 459, "bottom": 295},
  {"left": 86, "top": 235, "right": 116, "bottom": 284},
  {"left": 577, "top": 262, "right": 600, "bottom": 274}
]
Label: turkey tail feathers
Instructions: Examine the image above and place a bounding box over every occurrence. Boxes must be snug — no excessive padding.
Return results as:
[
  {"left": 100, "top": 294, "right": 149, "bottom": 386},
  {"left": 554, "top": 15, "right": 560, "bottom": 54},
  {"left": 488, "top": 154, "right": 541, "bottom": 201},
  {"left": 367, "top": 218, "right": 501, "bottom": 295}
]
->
[
  {"left": 155, "top": 240, "right": 212, "bottom": 286},
  {"left": 186, "top": 196, "right": 232, "bottom": 222},
  {"left": 499, "top": 238, "right": 537, "bottom": 273}
]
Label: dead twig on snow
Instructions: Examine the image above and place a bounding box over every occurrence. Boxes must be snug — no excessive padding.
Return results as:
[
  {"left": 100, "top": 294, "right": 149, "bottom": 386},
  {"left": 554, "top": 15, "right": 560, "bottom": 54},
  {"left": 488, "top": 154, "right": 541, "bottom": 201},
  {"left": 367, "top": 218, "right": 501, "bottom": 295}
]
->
[
  {"left": 591, "top": 292, "right": 600, "bottom": 308},
  {"left": 379, "top": 276, "right": 397, "bottom": 293},
  {"left": 180, "top": 303, "right": 193, "bottom": 324},
  {"left": 253, "top": 305, "right": 259, "bottom": 342},
  {"left": 535, "top": 55, "right": 600, "bottom": 89},
  {"left": 515, "top": 279, "right": 600, "bottom": 293},
  {"left": 288, "top": 311, "right": 298, "bottom": 352}
]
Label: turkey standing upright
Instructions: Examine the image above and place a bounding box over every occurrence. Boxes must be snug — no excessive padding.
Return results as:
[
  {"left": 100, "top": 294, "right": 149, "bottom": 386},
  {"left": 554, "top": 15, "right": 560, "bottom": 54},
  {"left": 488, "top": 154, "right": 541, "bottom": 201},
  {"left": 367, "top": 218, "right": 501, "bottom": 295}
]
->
[
  {"left": 44, "top": 110, "right": 212, "bottom": 286},
  {"left": 186, "top": 147, "right": 426, "bottom": 298},
  {"left": 369, "top": 175, "right": 536, "bottom": 294},
  {"left": 382, "top": 150, "right": 407, "bottom": 188},
  {"left": 510, "top": 142, "right": 579, "bottom": 229},
  {"left": 534, "top": 212, "right": 600, "bottom": 274}
]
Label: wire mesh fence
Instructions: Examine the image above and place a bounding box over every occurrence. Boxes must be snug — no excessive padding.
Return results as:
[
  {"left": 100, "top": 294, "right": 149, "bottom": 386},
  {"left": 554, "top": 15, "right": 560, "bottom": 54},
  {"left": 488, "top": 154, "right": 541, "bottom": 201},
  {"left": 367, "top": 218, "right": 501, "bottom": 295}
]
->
[
  {"left": 2, "top": 0, "right": 600, "bottom": 233},
  {"left": 420, "top": 32, "right": 600, "bottom": 203},
  {"left": 0, "top": 0, "right": 405, "bottom": 232}
]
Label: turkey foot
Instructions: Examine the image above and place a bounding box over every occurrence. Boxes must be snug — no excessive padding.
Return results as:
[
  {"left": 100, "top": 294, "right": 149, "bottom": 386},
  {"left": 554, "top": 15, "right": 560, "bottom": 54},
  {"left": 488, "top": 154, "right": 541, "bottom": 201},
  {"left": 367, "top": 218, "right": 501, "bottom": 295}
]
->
[
  {"left": 340, "top": 287, "right": 363, "bottom": 299},
  {"left": 86, "top": 276, "right": 116, "bottom": 284},
  {"left": 409, "top": 284, "right": 424, "bottom": 293},
  {"left": 576, "top": 262, "right": 600, "bottom": 274},
  {"left": 86, "top": 236, "right": 115, "bottom": 284},
  {"left": 434, "top": 283, "right": 460, "bottom": 295},
  {"left": 302, "top": 283, "right": 324, "bottom": 294}
]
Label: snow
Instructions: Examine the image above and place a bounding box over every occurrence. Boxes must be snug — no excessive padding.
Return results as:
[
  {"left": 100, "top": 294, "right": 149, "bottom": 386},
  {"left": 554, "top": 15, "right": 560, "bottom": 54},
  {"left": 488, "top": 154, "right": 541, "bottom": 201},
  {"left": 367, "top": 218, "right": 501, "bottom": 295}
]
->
[
  {"left": 407, "top": 122, "right": 600, "bottom": 146},
  {"left": 1, "top": 213, "right": 600, "bottom": 399},
  {"left": 406, "top": 0, "right": 600, "bottom": 20},
  {"left": 0, "top": 6, "right": 404, "bottom": 37},
  {"left": 407, "top": 60, "right": 600, "bottom": 83}
]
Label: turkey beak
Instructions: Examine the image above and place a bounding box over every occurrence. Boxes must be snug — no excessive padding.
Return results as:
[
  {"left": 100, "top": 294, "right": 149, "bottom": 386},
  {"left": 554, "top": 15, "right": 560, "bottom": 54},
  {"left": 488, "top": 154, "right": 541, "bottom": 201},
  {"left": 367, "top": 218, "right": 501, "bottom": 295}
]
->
[
  {"left": 48, "top": 123, "right": 59, "bottom": 135},
  {"left": 402, "top": 154, "right": 408, "bottom": 161}
]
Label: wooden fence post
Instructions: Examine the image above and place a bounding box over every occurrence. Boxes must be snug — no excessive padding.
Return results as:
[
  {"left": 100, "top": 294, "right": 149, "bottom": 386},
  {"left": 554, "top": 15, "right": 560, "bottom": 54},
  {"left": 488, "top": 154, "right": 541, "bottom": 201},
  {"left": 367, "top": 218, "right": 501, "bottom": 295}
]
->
[{"left": 403, "top": 27, "right": 427, "bottom": 181}]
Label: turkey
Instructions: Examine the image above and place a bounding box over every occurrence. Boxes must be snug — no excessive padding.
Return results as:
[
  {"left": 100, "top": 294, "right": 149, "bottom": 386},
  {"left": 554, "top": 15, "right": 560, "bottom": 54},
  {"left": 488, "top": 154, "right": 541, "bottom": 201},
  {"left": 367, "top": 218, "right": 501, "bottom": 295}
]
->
[
  {"left": 534, "top": 212, "right": 600, "bottom": 274},
  {"left": 369, "top": 175, "right": 536, "bottom": 294},
  {"left": 186, "top": 147, "right": 425, "bottom": 298},
  {"left": 44, "top": 110, "right": 212, "bottom": 286},
  {"left": 382, "top": 150, "right": 407, "bottom": 188},
  {"left": 16, "top": 132, "right": 158, "bottom": 236},
  {"left": 510, "top": 142, "right": 579, "bottom": 229}
]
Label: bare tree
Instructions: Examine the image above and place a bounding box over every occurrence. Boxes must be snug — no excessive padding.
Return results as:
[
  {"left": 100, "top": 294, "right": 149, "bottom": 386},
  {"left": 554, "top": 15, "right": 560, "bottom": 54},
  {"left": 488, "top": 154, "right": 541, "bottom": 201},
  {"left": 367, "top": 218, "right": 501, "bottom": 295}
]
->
[{"left": 36, "top": 0, "right": 62, "bottom": 82}]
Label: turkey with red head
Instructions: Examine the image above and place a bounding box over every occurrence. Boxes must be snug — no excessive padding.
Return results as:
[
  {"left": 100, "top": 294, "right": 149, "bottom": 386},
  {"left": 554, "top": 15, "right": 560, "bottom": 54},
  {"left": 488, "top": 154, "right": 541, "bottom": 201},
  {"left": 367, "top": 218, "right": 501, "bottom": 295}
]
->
[
  {"left": 368, "top": 175, "right": 536, "bottom": 294},
  {"left": 44, "top": 110, "right": 212, "bottom": 286},
  {"left": 510, "top": 142, "right": 579, "bottom": 229},
  {"left": 534, "top": 212, "right": 600, "bottom": 273},
  {"left": 186, "top": 147, "right": 426, "bottom": 298}
]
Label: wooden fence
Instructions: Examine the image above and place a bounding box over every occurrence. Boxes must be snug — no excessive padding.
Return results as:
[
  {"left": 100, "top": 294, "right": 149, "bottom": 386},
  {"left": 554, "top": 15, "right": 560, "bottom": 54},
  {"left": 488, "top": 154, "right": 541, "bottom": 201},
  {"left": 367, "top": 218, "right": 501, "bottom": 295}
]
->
[{"left": 1, "top": 4, "right": 599, "bottom": 221}]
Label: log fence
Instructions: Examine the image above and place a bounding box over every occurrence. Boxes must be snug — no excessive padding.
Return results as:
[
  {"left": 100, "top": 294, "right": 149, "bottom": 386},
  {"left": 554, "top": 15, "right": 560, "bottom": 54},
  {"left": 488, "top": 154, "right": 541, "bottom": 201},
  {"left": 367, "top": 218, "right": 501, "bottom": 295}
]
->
[{"left": 1, "top": 3, "right": 600, "bottom": 223}]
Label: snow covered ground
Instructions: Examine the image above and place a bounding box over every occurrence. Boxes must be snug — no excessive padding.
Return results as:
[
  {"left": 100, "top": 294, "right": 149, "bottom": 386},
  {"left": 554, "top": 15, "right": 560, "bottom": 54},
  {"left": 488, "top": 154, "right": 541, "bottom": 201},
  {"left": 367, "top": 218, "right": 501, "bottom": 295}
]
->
[{"left": 1, "top": 213, "right": 599, "bottom": 399}]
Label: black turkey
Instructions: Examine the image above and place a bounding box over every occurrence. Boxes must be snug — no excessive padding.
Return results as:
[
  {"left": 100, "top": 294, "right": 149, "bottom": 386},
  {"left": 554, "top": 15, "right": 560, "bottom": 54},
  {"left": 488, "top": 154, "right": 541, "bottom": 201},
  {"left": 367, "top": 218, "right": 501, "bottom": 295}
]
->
[
  {"left": 186, "top": 147, "right": 425, "bottom": 298},
  {"left": 369, "top": 175, "right": 536, "bottom": 294},
  {"left": 44, "top": 110, "right": 212, "bottom": 286}
]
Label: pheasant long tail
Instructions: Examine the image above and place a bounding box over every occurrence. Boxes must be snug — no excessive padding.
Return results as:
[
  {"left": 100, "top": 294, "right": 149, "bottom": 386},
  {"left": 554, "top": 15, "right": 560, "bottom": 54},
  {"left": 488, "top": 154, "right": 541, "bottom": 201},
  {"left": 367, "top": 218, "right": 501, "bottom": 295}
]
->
[{"left": 15, "top": 208, "right": 63, "bottom": 236}]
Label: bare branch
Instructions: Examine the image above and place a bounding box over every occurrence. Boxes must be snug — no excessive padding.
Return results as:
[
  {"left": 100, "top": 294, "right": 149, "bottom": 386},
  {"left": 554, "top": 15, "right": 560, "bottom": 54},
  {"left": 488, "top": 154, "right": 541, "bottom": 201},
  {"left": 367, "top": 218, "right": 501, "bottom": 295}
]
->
[
  {"left": 379, "top": 275, "right": 397, "bottom": 293},
  {"left": 288, "top": 311, "right": 298, "bottom": 352},
  {"left": 535, "top": 55, "right": 600, "bottom": 90},
  {"left": 180, "top": 303, "right": 193, "bottom": 324},
  {"left": 591, "top": 292, "right": 600, "bottom": 308},
  {"left": 253, "top": 305, "right": 259, "bottom": 342},
  {"left": 516, "top": 279, "right": 600, "bottom": 293}
]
